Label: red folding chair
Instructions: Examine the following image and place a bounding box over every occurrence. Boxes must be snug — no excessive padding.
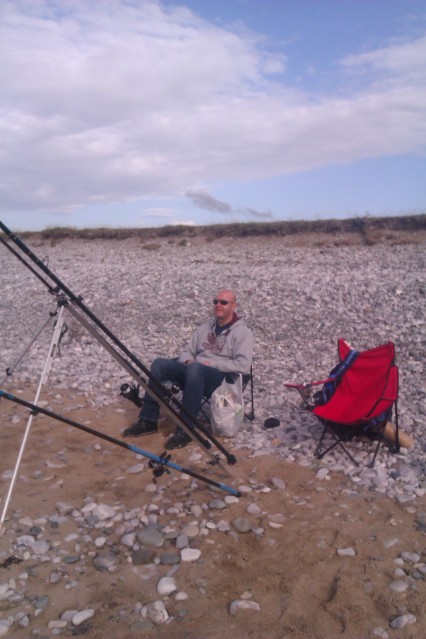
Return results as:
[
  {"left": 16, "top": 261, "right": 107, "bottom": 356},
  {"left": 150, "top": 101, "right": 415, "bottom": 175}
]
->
[{"left": 285, "top": 339, "right": 400, "bottom": 467}]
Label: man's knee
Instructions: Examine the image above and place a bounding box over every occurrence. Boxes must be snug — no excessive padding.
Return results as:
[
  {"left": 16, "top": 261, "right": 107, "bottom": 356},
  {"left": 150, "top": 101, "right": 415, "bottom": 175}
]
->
[
  {"left": 184, "top": 361, "right": 205, "bottom": 382},
  {"left": 150, "top": 357, "right": 174, "bottom": 380}
]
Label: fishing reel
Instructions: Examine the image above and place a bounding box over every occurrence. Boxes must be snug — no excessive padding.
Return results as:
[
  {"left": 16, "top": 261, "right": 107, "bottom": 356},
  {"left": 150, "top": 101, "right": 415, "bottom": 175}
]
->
[
  {"left": 163, "top": 380, "right": 182, "bottom": 395},
  {"left": 119, "top": 382, "right": 143, "bottom": 407},
  {"left": 149, "top": 452, "right": 171, "bottom": 481}
]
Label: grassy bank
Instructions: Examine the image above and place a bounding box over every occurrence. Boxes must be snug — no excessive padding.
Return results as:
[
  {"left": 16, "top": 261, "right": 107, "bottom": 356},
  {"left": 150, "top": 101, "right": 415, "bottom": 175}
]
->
[{"left": 2, "top": 213, "right": 425, "bottom": 246}]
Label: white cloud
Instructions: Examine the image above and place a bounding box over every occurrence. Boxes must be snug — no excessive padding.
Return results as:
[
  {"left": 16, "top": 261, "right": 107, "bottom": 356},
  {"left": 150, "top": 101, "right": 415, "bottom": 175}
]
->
[
  {"left": 341, "top": 35, "right": 426, "bottom": 80},
  {"left": 0, "top": 0, "right": 425, "bottom": 215}
]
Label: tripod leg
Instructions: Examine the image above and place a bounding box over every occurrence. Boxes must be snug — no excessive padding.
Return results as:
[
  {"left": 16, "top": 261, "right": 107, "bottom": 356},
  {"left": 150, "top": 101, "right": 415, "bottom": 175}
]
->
[
  {"left": 0, "top": 306, "right": 66, "bottom": 533},
  {"left": 0, "top": 311, "right": 57, "bottom": 387}
]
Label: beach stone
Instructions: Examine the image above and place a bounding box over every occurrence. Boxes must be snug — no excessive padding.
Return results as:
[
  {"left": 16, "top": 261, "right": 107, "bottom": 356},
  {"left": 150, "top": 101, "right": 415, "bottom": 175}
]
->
[
  {"left": 229, "top": 599, "right": 260, "bottom": 615},
  {"left": 64, "top": 532, "right": 79, "bottom": 542},
  {"left": 246, "top": 503, "right": 261, "bottom": 515},
  {"left": 180, "top": 548, "right": 201, "bottom": 562},
  {"left": 120, "top": 533, "right": 136, "bottom": 547},
  {"left": 157, "top": 576, "right": 177, "bottom": 596},
  {"left": 34, "top": 595, "right": 49, "bottom": 610},
  {"left": 389, "top": 580, "right": 408, "bottom": 593},
  {"left": 401, "top": 551, "right": 420, "bottom": 563},
  {"left": 137, "top": 527, "right": 164, "bottom": 547},
  {"left": 72, "top": 609, "right": 95, "bottom": 626},
  {"left": 175, "top": 591, "right": 188, "bottom": 601},
  {"left": 208, "top": 499, "right": 226, "bottom": 510},
  {"left": 0, "top": 621, "right": 10, "bottom": 637},
  {"left": 94, "top": 536, "right": 107, "bottom": 547},
  {"left": 393, "top": 568, "right": 406, "bottom": 578},
  {"left": 93, "top": 551, "right": 117, "bottom": 572},
  {"left": 127, "top": 463, "right": 145, "bottom": 474},
  {"left": 48, "top": 620, "right": 67, "bottom": 629},
  {"left": 159, "top": 552, "right": 180, "bottom": 565},
  {"left": 389, "top": 613, "right": 417, "bottom": 629},
  {"left": 176, "top": 533, "right": 189, "bottom": 549},
  {"left": 316, "top": 468, "right": 329, "bottom": 480},
  {"left": 132, "top": 548, "right": 155, "bottom": 565},
  {"left": 92, "top": 504, "right": 116, "bottom": 520},
  {"left": 271, "top": 477, "right": 286, "bottom": 490},
  {"left": 232, "top": 517, "right": 252, "bottom": 533},
  {"left": 182, "top": 524, "right": 199, "bottom": 538},
  {"left": 337, "top": 547, "right": 356, "bottom": 557},
  {"left": 146, "top": 600, "right": 169, "bottom": 624},
  {"left": 31, "top": 540, "right": 50, "bottom": 555},
  {"left": 61, "top": 610, "right": 78, "bottom": 622}
]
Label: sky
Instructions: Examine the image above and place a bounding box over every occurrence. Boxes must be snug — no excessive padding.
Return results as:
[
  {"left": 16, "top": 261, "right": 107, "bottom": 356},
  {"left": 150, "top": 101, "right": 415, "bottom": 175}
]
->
[{"left": 1, "top": 0, "right": 425, "bottom": 232}]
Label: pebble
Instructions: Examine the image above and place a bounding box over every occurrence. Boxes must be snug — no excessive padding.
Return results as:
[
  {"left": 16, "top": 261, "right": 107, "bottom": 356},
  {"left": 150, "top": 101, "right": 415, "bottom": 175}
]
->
[
  {"left": 229, "top": 599, "right": 260, "bottom": 615},
  {"left": 246, "top": 503, "right": 262, "bottom": 515},
  {"left": 72, "top": 609, "right": 95, "bottom": 625},
  {"left": 180, "top": 548, "right": 201, "bottom": 562},
  {"left": 389, "top": 580, "right": 408, "bottom": 593},
  {"left": 316, "top": 468, "right": 329, "bottom": 480},
  {"left": 146, "top": 601, "right": 169, "bottom": 624},
  {"left": 337, "top": 547, "right": 357, "bottom": 557},
  {"left": 401, "top": 551, "right": 421, "bottom": 563},
  {"left": 137, "top": 527, "right": 164, "bottom": 547},
  {"left": 157, "top": 576, "right": 177, "bottom": 595},
  {"left": 271, "top": 477, "right": 286, "bottom": 490},
  {"left": 232, "top": 517, "right": 252, "bottom": 533},
  {"left": 389, "top": 613, "right": 417, "bottom": 629}
]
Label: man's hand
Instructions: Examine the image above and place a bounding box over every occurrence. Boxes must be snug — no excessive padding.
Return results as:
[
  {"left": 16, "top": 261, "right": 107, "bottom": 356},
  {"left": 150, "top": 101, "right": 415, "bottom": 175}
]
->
[{"left": 184, "top": 359, "right": 194, "bottom": 365}]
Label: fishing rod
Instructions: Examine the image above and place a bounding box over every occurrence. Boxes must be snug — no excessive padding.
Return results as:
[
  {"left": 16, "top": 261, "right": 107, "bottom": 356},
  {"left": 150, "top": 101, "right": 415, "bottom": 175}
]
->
[
  {"left": 0, "top": 390, "right": 241, "bottom": 498},
  {"left": 0, "top": 220, "right": 237, "bottom": 465}
]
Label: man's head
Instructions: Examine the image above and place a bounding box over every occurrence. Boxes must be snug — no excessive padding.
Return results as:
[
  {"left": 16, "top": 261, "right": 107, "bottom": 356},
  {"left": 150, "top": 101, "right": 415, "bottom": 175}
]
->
[{"left": 213, "top": 289, "right": 237, "bottom": 326}]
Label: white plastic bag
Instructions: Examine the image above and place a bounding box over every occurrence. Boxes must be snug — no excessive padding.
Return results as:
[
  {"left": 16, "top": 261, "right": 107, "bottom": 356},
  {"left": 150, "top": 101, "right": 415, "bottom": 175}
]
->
[{"left": 210, "top": 375, "right": 244, "bottom": 437}]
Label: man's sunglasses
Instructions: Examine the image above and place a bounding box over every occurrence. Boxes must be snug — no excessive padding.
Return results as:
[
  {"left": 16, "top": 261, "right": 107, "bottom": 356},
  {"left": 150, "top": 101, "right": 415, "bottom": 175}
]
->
[{"left": 213, "top": 299, "right": 231, "bottom": 306}]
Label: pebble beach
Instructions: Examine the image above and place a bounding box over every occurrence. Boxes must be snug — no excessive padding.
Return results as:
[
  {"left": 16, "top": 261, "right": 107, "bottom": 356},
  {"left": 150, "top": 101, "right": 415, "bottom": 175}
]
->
[{"left": 1, "top": 225, "right": 425, "bottom": 638}]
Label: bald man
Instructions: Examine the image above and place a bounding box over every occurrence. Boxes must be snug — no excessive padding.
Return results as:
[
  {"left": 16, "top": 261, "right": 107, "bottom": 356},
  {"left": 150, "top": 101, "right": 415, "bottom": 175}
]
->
[{"left": 123, "top": 289, "right": 254, "bottom": 450}]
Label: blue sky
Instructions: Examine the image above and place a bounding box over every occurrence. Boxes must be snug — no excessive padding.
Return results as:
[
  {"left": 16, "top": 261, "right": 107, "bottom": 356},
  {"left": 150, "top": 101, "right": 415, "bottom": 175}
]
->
[{"left": 1, "top": 0, "right": 425, "bottom": 231}]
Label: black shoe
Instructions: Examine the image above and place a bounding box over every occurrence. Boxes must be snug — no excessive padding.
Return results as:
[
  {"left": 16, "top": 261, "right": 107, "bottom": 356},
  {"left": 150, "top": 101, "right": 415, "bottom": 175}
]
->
[
  {"left": 122, "top": 419, "right": 158, "bottom": 438},
  {"left": 165, "top": 428, "right": 192, "bottom": 450}
]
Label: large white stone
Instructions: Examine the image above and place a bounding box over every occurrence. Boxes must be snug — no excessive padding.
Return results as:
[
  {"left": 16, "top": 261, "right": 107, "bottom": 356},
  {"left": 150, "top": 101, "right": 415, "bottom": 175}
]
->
[
  {"left": 72, "top": 609, "right": 95, "bottom": 626},
  {"left": 229, "top": 600, "right": 260, "bottom": 615},
  {"left": 180, "top": 548, "right": 201, "bottom": 562},
  {"left": 157, "top": 577, "right": 177, "bottom": 596}
]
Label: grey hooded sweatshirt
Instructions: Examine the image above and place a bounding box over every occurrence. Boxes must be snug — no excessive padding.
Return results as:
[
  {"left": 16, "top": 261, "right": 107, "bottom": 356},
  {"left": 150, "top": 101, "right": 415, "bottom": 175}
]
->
[{"left": 178, "top": 315, "right": 253, "bottom": 374}]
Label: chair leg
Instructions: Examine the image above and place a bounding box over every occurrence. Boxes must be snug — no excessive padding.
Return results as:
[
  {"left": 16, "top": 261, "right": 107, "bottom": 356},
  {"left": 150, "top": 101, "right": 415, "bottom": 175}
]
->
[
  {"left": 243, "top": 370, "right": 255, "bottom": 421},
  {"left": 315, "top": 423, "right": 359, "bottom": 466},
  {"left": 369, "top": 406, "right": 399, "bottom": 467}
]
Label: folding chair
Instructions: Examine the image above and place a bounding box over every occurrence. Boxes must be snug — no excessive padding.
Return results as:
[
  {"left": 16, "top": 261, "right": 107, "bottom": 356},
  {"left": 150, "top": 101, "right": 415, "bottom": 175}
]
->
[{"left": 284, "top": 339, "right": 400, "bottom": 467}]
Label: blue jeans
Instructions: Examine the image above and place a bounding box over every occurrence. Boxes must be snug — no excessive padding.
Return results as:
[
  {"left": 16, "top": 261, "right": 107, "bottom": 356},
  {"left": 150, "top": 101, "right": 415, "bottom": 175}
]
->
[{"left": 139, "top": 358, "right": 226, "bottom": 429}]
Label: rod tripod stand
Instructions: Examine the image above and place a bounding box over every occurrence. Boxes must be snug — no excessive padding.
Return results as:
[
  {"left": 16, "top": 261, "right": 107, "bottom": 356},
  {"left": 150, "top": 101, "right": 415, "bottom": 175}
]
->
[{"left": 0, "top": 222, "right": 242, "bottom": 524}]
